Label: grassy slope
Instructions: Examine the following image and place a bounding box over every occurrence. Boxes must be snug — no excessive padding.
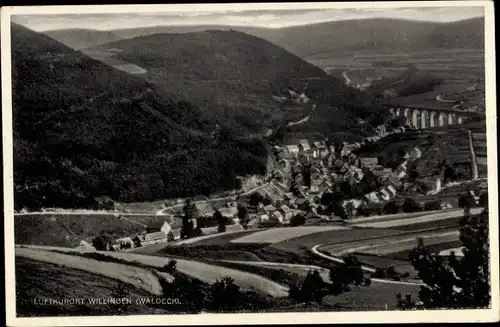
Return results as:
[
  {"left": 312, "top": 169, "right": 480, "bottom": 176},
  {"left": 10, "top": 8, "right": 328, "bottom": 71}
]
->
[
  {"left": 16, "top": 257, "right": 164, "bottom": 317},
  {"left": 14, "top": 214, "right": 144, "bottom": 247},
  {"left": 16, "top": 247, "right": 165, "bottom": 295}
]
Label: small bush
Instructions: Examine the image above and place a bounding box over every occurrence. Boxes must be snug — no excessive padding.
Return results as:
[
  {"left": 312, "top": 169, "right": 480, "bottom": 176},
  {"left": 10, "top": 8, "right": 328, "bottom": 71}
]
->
[
  {"left": 424, "top": 200, "right": 442, "bottom": 211},
  {"left": 372, "top": 268, "right": 387, "bottom": 279},
  {"left": 383, "top": 201, "right": 400, "bottom": 214},
  {"left": 290, "top": 214, "right": 306, "bottom": 227},
  {"left": 403, "top": 198, "right": 421, "bottom": 213},
  {"left": 163, "top": 259, "right": 177, "bottom": 274}
]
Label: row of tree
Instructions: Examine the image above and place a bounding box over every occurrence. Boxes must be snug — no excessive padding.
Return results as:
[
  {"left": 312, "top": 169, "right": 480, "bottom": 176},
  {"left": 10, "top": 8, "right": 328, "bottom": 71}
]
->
[{"left": 399, "top": 192, "right": 490, "bottom": 309}]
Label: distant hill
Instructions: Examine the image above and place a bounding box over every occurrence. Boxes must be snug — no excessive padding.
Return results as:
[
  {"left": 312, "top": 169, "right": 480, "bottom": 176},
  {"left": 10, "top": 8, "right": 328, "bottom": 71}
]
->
[
  {"left": 43, "top": 28, "right": 121, "bottom": 50},
  {"left": 98, "top": 29, "right": 326, "bottom": 81},
  {"left": 261, "top": 17, "right": 485, "bottom": 58},
  {"left": 12, "top": 23, "right": 269, "bottom": 210},
  {"left": 44, "top": 17, "right": 484, "bottom": 58},
  {"left": 93, "top": 29, "right": 384, "bottom": 139}
]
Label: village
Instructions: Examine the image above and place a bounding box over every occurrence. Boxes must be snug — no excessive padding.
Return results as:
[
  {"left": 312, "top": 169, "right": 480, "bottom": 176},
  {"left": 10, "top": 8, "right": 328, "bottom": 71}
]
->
[{"left": 89, "top": 120, "right": 471, "bottom": 252}]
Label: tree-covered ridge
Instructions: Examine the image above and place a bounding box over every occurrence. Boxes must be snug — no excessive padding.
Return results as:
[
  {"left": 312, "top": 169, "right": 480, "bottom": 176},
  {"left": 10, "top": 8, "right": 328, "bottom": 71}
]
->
[{"left": 12, "top": 23, "right": 268, "bottom": 210}]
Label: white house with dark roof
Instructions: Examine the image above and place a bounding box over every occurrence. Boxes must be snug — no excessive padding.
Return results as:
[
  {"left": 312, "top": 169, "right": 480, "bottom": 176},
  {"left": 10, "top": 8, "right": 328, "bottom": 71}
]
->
[
  {"left": 143, "top": 220, "right": 172, "bottom": 235},
  {"left": 386, "top": 184, "right": 398, "bottom": 197},
  {"left": 133, "top": 231, "right": 169, "bottom": 247},
  {"left": 379, "top": 189, "right": 392, "bottom": 201}
]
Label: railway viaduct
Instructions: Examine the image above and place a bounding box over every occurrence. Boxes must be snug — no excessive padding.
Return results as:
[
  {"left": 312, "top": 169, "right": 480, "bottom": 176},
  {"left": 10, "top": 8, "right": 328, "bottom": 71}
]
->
[{"left": 389, "top": 105, "right": 484, "bottom": 129}]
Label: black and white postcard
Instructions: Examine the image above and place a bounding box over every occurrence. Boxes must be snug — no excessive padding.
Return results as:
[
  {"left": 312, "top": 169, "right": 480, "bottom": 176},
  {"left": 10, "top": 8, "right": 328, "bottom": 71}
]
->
[{"left": 2, "top": 2, "right": 498, "bottom": 326}]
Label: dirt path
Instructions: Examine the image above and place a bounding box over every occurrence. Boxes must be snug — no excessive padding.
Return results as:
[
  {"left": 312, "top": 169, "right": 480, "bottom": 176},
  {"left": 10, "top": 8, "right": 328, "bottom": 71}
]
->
[
  {"left": 156, "top": 183, "right": 271, "bottom": 215},
  {"left": 310, "top": 245, "right": 424, "bottom": 286},
  {"left": 17, "top": 245, "right": 289, "bottom": 298}
]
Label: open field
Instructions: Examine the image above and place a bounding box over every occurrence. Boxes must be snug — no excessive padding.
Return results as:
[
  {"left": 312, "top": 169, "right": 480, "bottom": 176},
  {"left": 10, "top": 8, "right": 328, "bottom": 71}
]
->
[
  {"left": 172, "top": 228, "right": 251, "bottom": 245},
  {"left": 352, "top": 230, "right": 460, "bottom": 256},
  {"left": 320, "top": 227, "right": 459, "bottom": 257},
  {"left": 314, "top": 49, "right": 484, "bottom": 72},
  {"left": 324, "top": 281, "right": 421, "bottom": 311},
  {"left": 348, "top": 254, "right": 417, "bottom": 277},
  {"left": 352, "top": 208, "right": 482, "bottom": 228},
  {"left": 16, "top": 257, "right": 164, "bottom": 317},
  {"left": 81, "top": 49, "right": 147, "bottom": 75},
  {"left": 14, "top": 214, "right": 146, "bottom": 247},
  {"left": 269, "top": 227, "right": 401, "bottom": 254},
  {"left": 172, "top": 224, "right": 244, "bottom": 241},
  {"left": 390, "top": 240, "right": 464, "bottom": 261},
  {"left": 15, "top": 247, "right": 165, "bottom": 295},
  {"left": 220, "top": 260, "right": 332, "bottom": 283},
  {"left": 21, "top": 245, "right": 288, "bottom": 297},
  {"left": 106, "top": 252, "right": 289, "bottom": 297},
  {"left": 173, "top": 229, "right": 263, "bottom": 246},
  {"left": 316, "top": 48, "right": 485, "bottom": 111},
  {"left": 230, "top": 226, "right": 350, "bottom": 244}
]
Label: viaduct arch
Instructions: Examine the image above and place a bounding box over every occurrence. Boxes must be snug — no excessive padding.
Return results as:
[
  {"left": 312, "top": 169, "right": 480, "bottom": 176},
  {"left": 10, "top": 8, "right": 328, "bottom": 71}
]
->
[{"left": 390, "top": 106, "right": 472, "bottom": 129}]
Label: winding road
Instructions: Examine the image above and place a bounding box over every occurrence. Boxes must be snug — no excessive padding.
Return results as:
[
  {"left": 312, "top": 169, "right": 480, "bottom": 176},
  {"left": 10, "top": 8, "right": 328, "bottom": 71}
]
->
[{"left": 310, "top": 244, "right": 424, "bottom": 286}]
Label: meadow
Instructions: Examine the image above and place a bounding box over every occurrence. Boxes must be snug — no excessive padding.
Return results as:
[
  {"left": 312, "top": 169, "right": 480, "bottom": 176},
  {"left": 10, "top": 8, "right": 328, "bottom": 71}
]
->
[{"left": 15, "top": 257, "right": 163, "bottom": 317}]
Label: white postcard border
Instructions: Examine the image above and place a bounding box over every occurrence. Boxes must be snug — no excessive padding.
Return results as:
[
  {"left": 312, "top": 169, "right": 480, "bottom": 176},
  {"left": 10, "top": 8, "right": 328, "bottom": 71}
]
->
[{"left": 2, "top": 2, "right": 498, "bottom": 326}]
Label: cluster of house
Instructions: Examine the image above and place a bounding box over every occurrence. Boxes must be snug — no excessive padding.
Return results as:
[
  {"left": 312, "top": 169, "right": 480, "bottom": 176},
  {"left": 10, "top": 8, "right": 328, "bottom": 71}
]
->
[
  {"left": 79, "top": 220, "right": 175, "bottom": 251},
  {"left": 258, "top": 124, "right": 438, "bottom": 219}
]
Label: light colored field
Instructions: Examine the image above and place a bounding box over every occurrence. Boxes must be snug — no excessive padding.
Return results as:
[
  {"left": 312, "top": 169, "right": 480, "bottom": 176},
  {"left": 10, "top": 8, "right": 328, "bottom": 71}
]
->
[
  {"left": 174, "top": 226, "right": 248, "bottom": 245},
  {"left": 15, "top": 247, "right": 164, "bottom": 295},
  {"left": 222, "top": 260, "right": 331, "bottom": 283},
  {"left": 357, "top": 231, "right": 460, "bottom": 256},
  {"left": 92, "top": 251, "right": 289, "bottom": 297},
  {"left": 21, "top": 246, "right": 288, "bottom": 297},
  {"left": 171, "top": 224, "right": 245, "bottom": 240},
  {"left": 346, "top": 210, "right": 444, "bottom": 225},
  {"left": 353, "top": 208, "right": 482, "bottom": 228},
  {"left": 438, "top": 247, "right": 465, "bottom": 257},
  {"left": 113, "top": 63, "right": 147, "bottom": 74},
  {"left": 321, "top": 229, "right": 459, "bottom": 257},
  {"left": 230, "top": 226, "right": 350, "bottom": 244}
]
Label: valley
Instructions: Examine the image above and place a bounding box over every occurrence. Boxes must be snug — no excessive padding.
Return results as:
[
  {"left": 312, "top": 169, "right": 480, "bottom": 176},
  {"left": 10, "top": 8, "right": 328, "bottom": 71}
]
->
[{"left": 10, "top": 12, "right": 490, "bottom": 316}]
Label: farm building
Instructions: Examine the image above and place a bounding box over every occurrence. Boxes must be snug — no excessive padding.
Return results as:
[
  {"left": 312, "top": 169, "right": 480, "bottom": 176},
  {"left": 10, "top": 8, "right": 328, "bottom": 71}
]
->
[
  {"left": 143, "top": 220, "right": 172, "bottom": 235},
  {"left": 133, "top": 231, "right": 169, "bottom": 247}
]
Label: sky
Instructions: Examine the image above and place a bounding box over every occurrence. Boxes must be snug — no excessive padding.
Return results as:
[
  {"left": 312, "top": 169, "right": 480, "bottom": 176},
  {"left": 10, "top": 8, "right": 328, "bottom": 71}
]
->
[{"left": 12, "top": 6, "right": 485, "bottom": 31}]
